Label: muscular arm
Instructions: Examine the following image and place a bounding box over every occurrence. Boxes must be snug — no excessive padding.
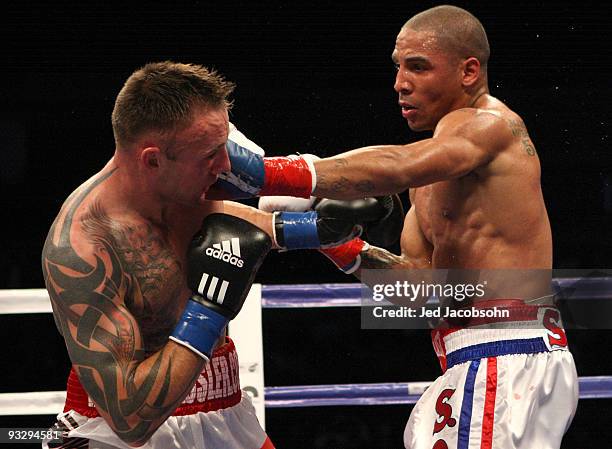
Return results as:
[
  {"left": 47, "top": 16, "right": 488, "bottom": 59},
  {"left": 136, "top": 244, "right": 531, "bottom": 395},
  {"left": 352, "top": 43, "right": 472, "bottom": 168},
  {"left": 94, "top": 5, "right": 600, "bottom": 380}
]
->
[
  {"left": 313, "top": 110, "right": 502, "bottom": 199},
  {"left": 43, "top": 239, "right": 205, "bottom": 446},
  {"left": 42, "top": 180, "right": 209, "bottom": 446}
]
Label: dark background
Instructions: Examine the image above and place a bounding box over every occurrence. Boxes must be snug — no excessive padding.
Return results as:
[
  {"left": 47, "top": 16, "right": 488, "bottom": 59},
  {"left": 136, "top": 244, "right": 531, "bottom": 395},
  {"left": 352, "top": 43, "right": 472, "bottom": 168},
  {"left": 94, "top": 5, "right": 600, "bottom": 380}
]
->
[{"left": 1, "top": 1, "right": 610, "bottom": 448}]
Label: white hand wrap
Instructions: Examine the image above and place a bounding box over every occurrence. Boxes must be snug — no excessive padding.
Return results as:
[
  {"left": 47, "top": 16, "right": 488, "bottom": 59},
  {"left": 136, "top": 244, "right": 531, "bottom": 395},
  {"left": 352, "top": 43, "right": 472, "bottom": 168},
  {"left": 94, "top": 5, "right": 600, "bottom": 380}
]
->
[{"left": 258, "top": 195, "right": 317, "bottom": 212}]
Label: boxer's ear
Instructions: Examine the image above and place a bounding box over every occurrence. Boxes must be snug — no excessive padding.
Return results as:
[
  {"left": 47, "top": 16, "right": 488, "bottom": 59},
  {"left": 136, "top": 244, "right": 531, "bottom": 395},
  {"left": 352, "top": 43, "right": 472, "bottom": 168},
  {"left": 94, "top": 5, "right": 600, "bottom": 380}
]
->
[
  {"left": 461, "top": 57, "right": 481, "bottom": 87},
  {"left": 141, "top": 146, "right": 162, "bottom": 169}
]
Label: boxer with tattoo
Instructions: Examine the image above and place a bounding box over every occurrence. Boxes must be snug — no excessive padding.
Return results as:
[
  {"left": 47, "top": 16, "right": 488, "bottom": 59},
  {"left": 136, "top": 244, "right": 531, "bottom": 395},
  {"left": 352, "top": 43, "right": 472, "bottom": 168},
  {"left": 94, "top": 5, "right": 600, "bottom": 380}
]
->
[{"left": 41, "top": 62, "right": 393, "bottom": 449}]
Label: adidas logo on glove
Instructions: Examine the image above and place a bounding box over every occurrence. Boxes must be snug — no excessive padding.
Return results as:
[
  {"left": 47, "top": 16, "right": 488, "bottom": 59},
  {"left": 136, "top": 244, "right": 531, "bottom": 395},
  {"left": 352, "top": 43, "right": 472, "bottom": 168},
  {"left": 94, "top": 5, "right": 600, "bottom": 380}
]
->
[{"left": 205, "top": 238, "right": 244, "bottom": 267}]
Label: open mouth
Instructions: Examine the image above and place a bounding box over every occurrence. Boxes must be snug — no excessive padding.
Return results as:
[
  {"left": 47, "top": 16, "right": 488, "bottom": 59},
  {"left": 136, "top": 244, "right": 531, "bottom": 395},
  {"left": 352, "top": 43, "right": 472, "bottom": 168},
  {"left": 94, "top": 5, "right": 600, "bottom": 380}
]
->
[{"left": 400, "top": 103, "right": 418, "bottom": 119}]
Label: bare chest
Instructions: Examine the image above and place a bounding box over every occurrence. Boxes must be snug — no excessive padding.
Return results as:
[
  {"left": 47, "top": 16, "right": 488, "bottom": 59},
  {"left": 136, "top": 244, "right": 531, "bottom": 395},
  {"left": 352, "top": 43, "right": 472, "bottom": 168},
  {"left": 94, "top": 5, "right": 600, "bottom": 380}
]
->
[{"left": 412, "top": 177, "right": 479, "bottom": 243}]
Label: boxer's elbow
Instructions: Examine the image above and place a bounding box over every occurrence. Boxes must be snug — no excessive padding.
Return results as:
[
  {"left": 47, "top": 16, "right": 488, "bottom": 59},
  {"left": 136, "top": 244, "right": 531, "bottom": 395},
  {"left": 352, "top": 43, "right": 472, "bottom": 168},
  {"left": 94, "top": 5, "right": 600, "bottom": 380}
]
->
[
  {"left": 118, "top": 425, "right": 159, "bottom": 448},
  {"left": 126, "top": 435, "right": 154, "bottom": 448},
  {"left": 102, "top": 413, "right": 164, "bottom": 447}
]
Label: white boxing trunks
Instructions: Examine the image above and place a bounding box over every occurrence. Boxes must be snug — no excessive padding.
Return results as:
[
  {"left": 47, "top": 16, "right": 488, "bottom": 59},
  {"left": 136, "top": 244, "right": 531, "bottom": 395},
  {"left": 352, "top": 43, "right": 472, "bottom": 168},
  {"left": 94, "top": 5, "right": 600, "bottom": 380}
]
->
[
  {"left": 404, "top": 303, "right": 578, "bottom": 449},
  {"left": 43, "top": 338, "right": 274, "bottom": 449}
]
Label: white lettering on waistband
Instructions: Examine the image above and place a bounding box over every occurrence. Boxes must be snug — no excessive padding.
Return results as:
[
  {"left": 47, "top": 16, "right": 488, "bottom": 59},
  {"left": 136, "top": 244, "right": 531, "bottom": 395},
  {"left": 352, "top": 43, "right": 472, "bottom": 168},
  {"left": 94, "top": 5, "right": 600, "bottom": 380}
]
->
[
  {"left": 181, "top": 351, "right": 240, "bottom": 405},
  {"left": 210, "top": 358, "right": 222, "bottom": 400}
]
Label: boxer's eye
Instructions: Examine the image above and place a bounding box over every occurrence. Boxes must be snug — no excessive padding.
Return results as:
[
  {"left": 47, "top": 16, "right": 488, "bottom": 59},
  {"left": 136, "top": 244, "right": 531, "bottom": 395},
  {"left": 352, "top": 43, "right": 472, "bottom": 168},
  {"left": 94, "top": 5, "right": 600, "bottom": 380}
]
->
[{"left": 202, "top": 150, "right": 217, "bottom": 161}]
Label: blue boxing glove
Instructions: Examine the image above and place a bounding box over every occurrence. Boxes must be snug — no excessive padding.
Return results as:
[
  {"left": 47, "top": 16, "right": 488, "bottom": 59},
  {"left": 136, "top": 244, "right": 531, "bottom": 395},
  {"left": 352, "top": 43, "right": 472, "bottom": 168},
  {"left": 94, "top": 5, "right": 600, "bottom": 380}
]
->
[{"left": 206, "top": 123, "right": 317, "bottom": 200}]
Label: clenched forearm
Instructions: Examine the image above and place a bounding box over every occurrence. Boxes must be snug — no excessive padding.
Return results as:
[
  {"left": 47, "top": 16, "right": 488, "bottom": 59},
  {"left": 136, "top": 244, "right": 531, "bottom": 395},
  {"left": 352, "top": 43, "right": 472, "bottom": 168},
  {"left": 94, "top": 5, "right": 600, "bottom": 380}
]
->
[
  {"left": 313, "top": 148, "right": 406, "bottom": 199},
  {"left": 85, "top": 342, "right": 205, "bottom": 446},
  {"left": 312, "top": 135, "right": 475, "bottom": 200},
  {"left": 54, "top": 294, "right": 209, "bottom": 446},
  {"left": 55, "top": 296, "right": 209, "bottom": 447}
]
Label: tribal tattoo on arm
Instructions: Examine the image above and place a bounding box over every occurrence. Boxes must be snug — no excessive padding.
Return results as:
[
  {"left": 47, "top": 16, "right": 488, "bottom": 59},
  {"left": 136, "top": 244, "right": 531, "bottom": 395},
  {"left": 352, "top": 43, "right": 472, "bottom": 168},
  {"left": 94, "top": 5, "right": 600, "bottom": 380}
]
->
[{"left": 41, "top": 170, "right": 203, "bottom": 446}]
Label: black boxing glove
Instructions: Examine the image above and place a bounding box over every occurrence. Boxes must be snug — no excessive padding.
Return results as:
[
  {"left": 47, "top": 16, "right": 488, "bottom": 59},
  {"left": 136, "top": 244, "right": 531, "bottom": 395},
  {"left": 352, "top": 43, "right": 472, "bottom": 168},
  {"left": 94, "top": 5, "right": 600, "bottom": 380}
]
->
[
  {"left": 170, "top": 214, "right": 271, "bottom": 359},
  {"left": 273, "top": 196, "right": 392, "bottom": 249},
  {"left": 362, "top": 194, "right": 405, "bottom": 248}
]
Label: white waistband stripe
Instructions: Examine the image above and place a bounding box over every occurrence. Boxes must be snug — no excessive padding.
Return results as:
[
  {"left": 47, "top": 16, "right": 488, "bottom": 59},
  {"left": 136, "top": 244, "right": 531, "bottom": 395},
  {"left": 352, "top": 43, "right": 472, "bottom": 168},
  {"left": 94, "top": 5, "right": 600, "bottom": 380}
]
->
[{"left": 443, "top": 328, "right": 554, "bottom": 354}]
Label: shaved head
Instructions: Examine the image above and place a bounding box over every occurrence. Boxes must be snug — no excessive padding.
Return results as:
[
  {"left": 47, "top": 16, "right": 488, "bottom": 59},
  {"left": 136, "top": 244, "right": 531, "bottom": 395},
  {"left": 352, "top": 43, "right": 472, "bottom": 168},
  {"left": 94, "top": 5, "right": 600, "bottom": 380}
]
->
[{"left": 403, "top": 5, "right": 490, "bottom": 70}]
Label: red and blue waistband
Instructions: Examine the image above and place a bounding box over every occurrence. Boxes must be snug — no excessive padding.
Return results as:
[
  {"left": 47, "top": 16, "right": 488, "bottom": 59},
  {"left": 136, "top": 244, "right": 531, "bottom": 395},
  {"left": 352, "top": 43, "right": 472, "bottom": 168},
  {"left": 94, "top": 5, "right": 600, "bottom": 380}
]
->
[{"left": 432, "top": 301, "right": 568, "bottom": 372}]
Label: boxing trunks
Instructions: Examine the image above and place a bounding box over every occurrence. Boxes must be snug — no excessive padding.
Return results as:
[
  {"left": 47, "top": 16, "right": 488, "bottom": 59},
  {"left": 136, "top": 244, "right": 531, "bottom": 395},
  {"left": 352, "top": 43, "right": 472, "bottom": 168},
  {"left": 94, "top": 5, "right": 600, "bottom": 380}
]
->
[
  {"left": 43, "top": 338, "right": 274, "bottom": 449},
  {"left": 404, "top": 301, "right": 578, "bottom": 449}
]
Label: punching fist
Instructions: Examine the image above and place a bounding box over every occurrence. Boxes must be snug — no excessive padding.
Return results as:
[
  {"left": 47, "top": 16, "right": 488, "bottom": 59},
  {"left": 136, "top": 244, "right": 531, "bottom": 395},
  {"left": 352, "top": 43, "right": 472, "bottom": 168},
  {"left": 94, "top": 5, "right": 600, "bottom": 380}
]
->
[
  {"left": 259, "top": 193, "right": 404, "bottom": 273},
  {"left": 226, "top": 122, "right": 265, "bottom": 156},
  {"left": 170, "top": 214, "right": 272, "bottom": 359},
  {"left": 273, "top": 196, "right": 398, "bottom": 250},
  {"left": 315, "top": 195, "right": 404, "bottom": 273},
  {"left": 206, "top": 123, "right": 317, "bottom": 200},
  {"left": 260, "top": 194, "right": 404, "bottom": 249}
]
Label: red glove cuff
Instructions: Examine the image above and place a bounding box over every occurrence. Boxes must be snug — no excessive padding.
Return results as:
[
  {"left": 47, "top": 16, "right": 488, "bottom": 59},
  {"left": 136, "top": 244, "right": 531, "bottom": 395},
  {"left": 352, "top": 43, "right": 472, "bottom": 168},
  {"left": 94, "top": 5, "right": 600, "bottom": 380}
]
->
[
  {"left": 261, "top": 156, "right": 313, "bottom": 198},
  {"left": 320, "top": 238, "right": 368, "bottom": 274}
]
